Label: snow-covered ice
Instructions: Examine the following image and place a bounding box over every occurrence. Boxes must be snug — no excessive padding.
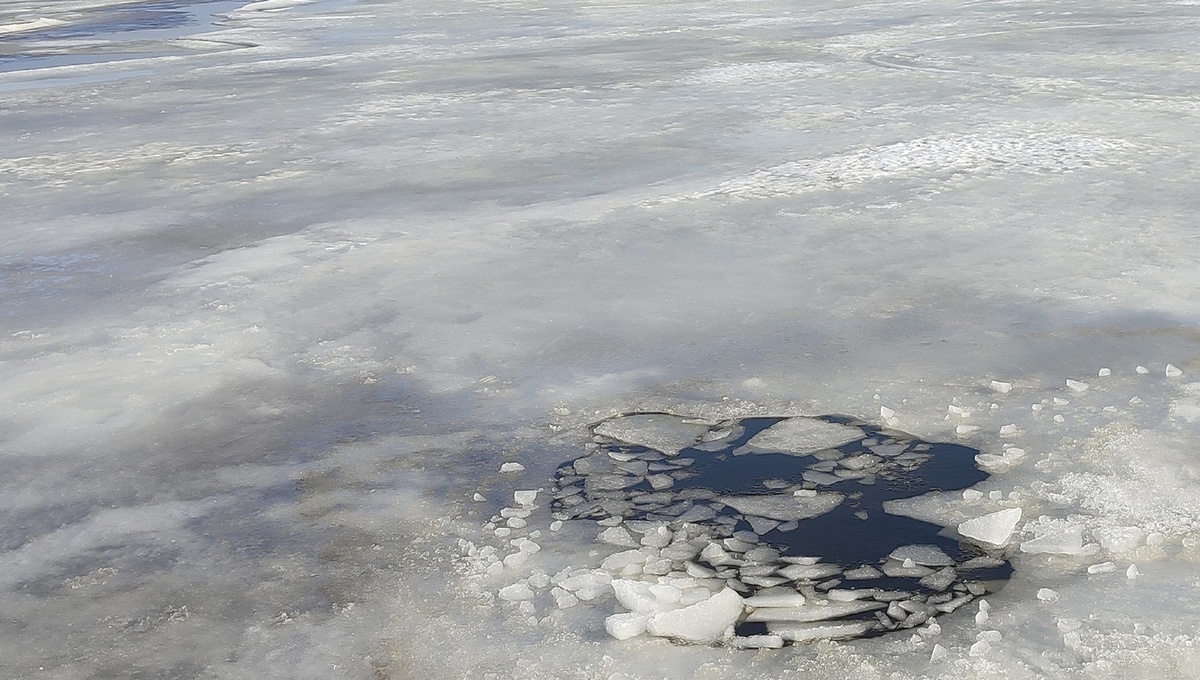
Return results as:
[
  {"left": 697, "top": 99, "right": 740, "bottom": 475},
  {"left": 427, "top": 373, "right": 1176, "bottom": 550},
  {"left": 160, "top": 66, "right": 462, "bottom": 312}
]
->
[{"left": 4, "top": 0, "right": 1200, "bottom": 677}]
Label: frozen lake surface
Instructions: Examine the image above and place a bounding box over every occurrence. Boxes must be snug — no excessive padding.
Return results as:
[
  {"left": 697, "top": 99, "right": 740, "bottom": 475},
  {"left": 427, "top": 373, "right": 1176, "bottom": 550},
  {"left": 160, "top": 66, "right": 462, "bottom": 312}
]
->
[{"left": 3, "top": 0, "right": 1200, "bottom": 677}]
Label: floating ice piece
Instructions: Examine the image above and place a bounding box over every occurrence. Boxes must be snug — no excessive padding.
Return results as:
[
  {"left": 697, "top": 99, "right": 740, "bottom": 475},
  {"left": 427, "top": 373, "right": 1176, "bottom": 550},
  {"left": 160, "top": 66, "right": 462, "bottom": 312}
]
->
[
  {"left": 769, "top": 620, "right": 874, "bottom": 642},
  {"left": 1053, "top": 415, "right": 1065, "bottom": 423},
  {"left": 889, "top": 545, "right": 955, "bottom": 567},
  {"left": 1099, "top": 368, "right": 1112, "bottom": 377},
  {"left": 1021, "top": 525, "right": 1085, "bottom": 555},
  {"left": 647, "top": 474, "right": 674, "bottom": 490},
  {"left": 746, "top": 599, "right": 885, "bottom": 623},
  {"left": 882, "top": 559, "right": 934, "bottom": 578},
  {"left": 975, "top": 447, "right": 1026, "bottom": 471},
  {"left": 717, "top": 493, "right": 843, "bottom": 521},
  {"left": 930, "top": 643, "right": 949, "bottom": 662},
  {"left": 1066, "top": 379, "right": 1089, "bottom": 393},
  {"left": 919, "top": 568, "right": 957, "bottom": 591},
  {"left": 514, "top": 489, "right": 539, "bottom": 506},
  {"left": 1053, "top": 397, "right": 1070, "bottom": 406},
  {"left": 1093, "top": 526, "right": 1143, "bottom": 554},
  {"left": 779, "top": 563, "right": 842, "bottom": 581},
  {"left": 500, "top": 462, "right": 525, "bottom": 473},
  {"left": 843, "top": 565, "right": 883, "bottom": 580},
  {"left": 674, "top": 504, "right": 718, "bottom": 523},
  {"left": 743, "top": 588, "right": 807, "bottom": 608},
  {"left": 990, "top": 380, "right": 1013, "bottom": 394},
  {"left": 594, "top": 414, "right": 713, "bottom": 456},
  {"left": 956, "top": 425, "right": 979, "bottom": 435},
  {"left": 731, "top": 635, "right": 785, "bottom": 649},
  {"left": 549, "top": 520, "right": 563, "bottom": 531},
  {"left": 747, "top": 516, "right": 782, "bottom": 535},
  {"left": 472, "top": 493, "right": 486, "bottom": 502},
  {"left": 1087, "top": 562, "right": 1117, "bottom": 575},
  {"left": 1136, "top": 365, "right": 1150, "bottom": 374},
  {"left": 605, "top": 612, "right": 648, "bottom": 640},
  {"left": 645, "top": 587, "right": 744, "bottom": 643},
  {"left": 1127, "top": 564, "right": 1140, "bottom": 579},
  {"left": 880, "top": 405, "right": 897, "bottom": 420},
  {"left": 748, "top": 417, "right": 861, "bottom": 454},
  {"left": 1167, "top": 363, "right": 1184, "bottom": 377},
  {"left": 598, "top": 526, "right": 639, "bottom": 547},
  {"left": 957, "top": 508, "right": 1022, "bottom": 547}
]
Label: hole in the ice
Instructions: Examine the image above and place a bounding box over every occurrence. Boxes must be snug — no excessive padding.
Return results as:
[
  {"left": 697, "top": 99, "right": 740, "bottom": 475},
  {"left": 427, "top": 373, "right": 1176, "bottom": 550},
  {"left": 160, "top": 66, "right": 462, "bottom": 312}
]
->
[{"left": 552, "top": 412, "right": 1012, "bottom": 645}]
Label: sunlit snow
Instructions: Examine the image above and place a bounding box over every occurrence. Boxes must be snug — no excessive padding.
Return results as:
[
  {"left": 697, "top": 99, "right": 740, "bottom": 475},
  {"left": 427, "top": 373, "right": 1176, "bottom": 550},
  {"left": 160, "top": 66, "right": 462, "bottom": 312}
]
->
[{"left": 3, "top": 0, "right": 1200, "bottom": 677}]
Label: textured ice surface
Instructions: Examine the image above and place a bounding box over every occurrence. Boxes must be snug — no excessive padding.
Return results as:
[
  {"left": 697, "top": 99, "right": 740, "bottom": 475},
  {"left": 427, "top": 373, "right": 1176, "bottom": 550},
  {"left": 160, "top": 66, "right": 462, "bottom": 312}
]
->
[
  {"left": 4, "top": 0, "right": 1200, "bottom": 677},
  {"left": 958, "top": 509, "right": 1023, "bottom": 548}
]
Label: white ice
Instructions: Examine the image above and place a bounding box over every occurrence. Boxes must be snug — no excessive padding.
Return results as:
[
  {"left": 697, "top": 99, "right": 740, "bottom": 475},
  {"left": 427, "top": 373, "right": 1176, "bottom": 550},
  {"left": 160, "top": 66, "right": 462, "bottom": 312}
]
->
[{"left": 4, "top": 0, "right": 1200, "bottom": 677}]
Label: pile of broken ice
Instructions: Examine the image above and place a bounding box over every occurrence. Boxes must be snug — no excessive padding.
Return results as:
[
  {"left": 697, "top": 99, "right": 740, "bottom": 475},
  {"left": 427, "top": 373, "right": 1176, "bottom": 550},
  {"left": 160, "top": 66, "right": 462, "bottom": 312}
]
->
[{"left": 536, "top": 413, "right": 1015, "bottom": 646}]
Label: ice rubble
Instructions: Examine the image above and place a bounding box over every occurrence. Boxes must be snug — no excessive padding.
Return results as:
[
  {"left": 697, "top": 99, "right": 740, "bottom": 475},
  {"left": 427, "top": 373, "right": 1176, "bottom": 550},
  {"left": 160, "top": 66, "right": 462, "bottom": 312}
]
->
[{"left": 477, "top": 413, "right": 1016, "bottom": 646}]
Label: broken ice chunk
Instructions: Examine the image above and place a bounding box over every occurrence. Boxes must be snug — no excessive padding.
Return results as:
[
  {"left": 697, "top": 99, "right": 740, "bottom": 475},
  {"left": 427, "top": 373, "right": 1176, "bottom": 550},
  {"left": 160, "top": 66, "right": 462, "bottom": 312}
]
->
[
  {"left": 930, "top": 643, "right": 949, "bottom": 662},
  {"left": 645, "top": 587, "right": 744, "bottom": 644},
  {"left": 881, "top": 559, "right": 934, "bottom": 578},
  {"left": 745, "top": 600, "right": 885, "bottom": 623},
  {"left": 889, "top": 545, "right": 955, "bottom": 567},
  {"left": 768, "top": 620, "right": 874, "bottom": 642},
  {"left": 1087, "top": 562, "right": 1117, "bottom": 575},
  {"left": 514, "top": 489, "right": 539, "bottom": 506},
  {"left": 843, "top": 565, "right": 884, "bottom": 580},
  {"left": 956, "top": 425, "right": 979, "bottom": 435},
  {"left": 472, "top": 493, "right": 486, "bottom": 502},
  {"left": 699, "top": 543, "right": 741, "bottom": 567},
  {"left": 1167, "top": 363, "right": 1184, "bottom": 377},
  {"left": 498, "top": 583, "right": 534, "bottom": 601},
  {"left": 605, "top": 612, "right": 649, "bottom": 640},
  {"left": 990, "top": 380, "right": 1013, "bottom": 394},
  {"left": 594, "top": 414, "right": 713, "bottom": 456},
  {"left": 647, "top": 474, "right": 674, "bottom": 490},
  {"left": 957, "top": 508, "right": 1022, "bottom": 547},
  {"left": 778, "top": 563, "right": 842, "bottom": 581},
  {"left": 598, "top": 526, "right": 639, "bottom": 547},
  {"left": 919, "top": 568, "right": 957, "bottom": 592},
  {"left": 746, "top": 516, "right": 782, "bottom": 535},
  {"left": 1036, "top": 588, "right": 1059, "bottom": 602},
  {"left": 749, "top": 417, "right": 861, "bottom": 453},
  {"left": 743, "top": 587, "right": 807, "bottom": 608},
  {"left": 500, "top": 462, "right": 525, "bottom": 473},
  {"left": 1136, "top": 365, "right": 1150, "bottom": 374},
  {"left": 717, "top": 493, "right": 844, "bottom": 521},
  {"left": 1066, "top": 379, "right": 1089, "bottom": 393},
  {"left": 1020, "top": 525, "right": 1084, "bottom": 555},
  {"left": 1098, "top": 368, "right": 1112, "bottom": 377},
  {"left": 731, "top": 634, "right": 785, "bottom": 649},
  {"left": 611, "top": 579, "right": 681, "bottom": 614}
]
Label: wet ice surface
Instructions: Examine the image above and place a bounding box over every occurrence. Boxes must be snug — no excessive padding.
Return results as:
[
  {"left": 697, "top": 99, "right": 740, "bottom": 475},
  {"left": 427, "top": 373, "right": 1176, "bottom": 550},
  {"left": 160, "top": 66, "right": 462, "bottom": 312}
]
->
[
  {"left": 0, "top": 0, "right": 255, "bottom": 73},
  {"left": 4, "top": 0, "right": 1200, "bottom": 677}
]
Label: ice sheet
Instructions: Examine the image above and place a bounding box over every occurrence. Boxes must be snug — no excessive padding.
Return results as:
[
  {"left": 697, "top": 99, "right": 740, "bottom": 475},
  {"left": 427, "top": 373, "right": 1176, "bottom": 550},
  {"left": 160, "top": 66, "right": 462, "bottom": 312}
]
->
[{"left": 4, "top": 0, "right": 1200, "bottom": 677}]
